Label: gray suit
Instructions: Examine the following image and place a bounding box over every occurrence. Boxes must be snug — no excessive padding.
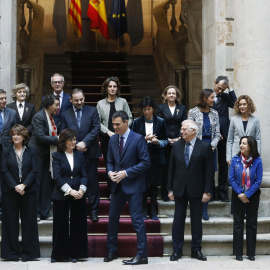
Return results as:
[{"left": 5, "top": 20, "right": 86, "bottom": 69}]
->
[{"left": 226, "top": 114, "right": 261, "bottom": 161}]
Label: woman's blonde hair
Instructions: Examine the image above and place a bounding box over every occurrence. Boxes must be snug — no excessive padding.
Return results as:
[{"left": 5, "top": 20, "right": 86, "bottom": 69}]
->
[
  {"left": 10, "top": 83, "right": 29, "bottom": 101},
  {"left": 161, "top": 85, "right": 181, "bottom": 104}
]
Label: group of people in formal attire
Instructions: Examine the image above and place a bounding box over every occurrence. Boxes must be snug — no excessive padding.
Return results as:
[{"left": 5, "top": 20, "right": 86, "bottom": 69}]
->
[{"left": 0, "top": 73, "right": 262, "bottom": 264}]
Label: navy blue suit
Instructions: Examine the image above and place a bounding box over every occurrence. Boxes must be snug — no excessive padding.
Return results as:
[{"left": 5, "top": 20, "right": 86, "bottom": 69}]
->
[
  {"left": 107, "top": 129, "right": 151, "bottom": 257},
  {"left": 60, "top": 105, "right": 101, "bottom": 215},
  {"left": 41, "top": 92, "right": 72, "bottom": 126},
  {"left": 212, "top": 90, "right": 237, "bottom": 195}
]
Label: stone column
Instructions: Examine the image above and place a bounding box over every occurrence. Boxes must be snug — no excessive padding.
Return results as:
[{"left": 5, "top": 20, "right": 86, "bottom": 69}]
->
[
  {"left": 0, "top": 0, "right": 17, "bottom": 101},
  {"left": 233, "top": 0, "right": 270, "bottom": 216}
]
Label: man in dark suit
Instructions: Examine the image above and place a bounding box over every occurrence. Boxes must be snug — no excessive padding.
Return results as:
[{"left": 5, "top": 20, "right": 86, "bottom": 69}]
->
[
  {"left": 104, "top": 110, "right": 151, "bottom": 265},
  {"left": 41, "top": 73, "right": 72, "bottom": 126},
  {"left": 0, "top": 89, "right": 16, "bottom": 219},
  {"left": 168, "top": 120, "right": 214, "bottom": 261},
  {"left": 60, "top": 88, "right": 101, "bottom": 221},
  {"left": 6, "top": 83, "right": 36, "bottom": 135},
  {"left": 212, "top": 76, "right": 237, "bottom": 201}
]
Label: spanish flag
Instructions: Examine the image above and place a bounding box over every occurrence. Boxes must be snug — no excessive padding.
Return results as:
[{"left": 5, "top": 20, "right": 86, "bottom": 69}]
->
[
  {"left": 68, "top": 0, "right": 83, "bottom": 37},
  {"left": 87, "top": 0, "right": 110, "bottom": 40}
]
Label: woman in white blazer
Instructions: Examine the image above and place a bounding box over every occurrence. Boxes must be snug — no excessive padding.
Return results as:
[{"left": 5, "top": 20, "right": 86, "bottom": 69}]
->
[{"left": 226, "top": 95, "right": 261, "bottom": 164}]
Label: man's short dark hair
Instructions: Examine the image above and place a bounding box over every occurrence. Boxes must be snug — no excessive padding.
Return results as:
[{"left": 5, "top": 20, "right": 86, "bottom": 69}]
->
[
  {"left": 0, "top": 89, "right": 6, "bottom": 94},
  {"left": 112, "top": 110, "right": 129, "bottom": 122},
  {"left": 215, "top": 76, "right": 228, "bottom": 85},
  {"left": 71, "top": 88, "right": 84, "bottom": 98}
]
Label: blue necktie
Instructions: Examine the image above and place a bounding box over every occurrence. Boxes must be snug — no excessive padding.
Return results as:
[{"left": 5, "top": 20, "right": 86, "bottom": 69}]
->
[
  {"left": 184, "top": 142, "right": 191, "bottom": 167},
  {"left": 76, "top": 109, "right": 81, "bottom": 128},
  {"left": 119, "top": 136, "right": 124, "bottom": 157},
  {"left": 0, "top": 110, "right": 3, "bottom": 133}
]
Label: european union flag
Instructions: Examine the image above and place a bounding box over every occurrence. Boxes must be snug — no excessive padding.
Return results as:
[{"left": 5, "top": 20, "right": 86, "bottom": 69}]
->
[{"left": 110, "top": 0, "right": 127, "bottom": 37}]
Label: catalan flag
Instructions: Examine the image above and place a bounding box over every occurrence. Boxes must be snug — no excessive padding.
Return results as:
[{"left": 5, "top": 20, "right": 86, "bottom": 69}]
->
[
  {"left": 68, "top": 0, "right": 82, "bottom": 37},
  {"left": 87, "top": 0, "right": 110, "bottom": 40},
  {"left": 110, "top": 0, "right": 127, "bottom": 38}
]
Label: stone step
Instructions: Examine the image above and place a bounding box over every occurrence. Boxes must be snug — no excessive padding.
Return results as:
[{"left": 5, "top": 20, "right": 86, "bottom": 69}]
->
[
  {"left": 163, "top": 233, "right": 270, "bottom": 256},
  {"left": 160, "top": 217, "right": 270, "bottom": 235},
  {"left": 158, "top": 201, "right": 231, "bottom": 218}
]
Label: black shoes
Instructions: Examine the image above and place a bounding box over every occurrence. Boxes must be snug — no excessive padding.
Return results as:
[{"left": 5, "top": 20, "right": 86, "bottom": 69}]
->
[
  {"left": 122, "top": 256, "right": 148, "bottom": 265},
  {"left": 170, "top": 251, "right": 182, "bottom": 261},
  {"left": 248, "top": 256, "right": 255, "bottom": 261},
  {"left": 191, "top": 251, "right": 207, "bottom": 261},
  {"left": 89, "top": 213, "right": 99, "bottom": 222},
  {"left": 104, "top": 251, "right": 118, "bottom": 262},
  {"left": 236, "top": 255, "right": 243, "bottom": 261}
]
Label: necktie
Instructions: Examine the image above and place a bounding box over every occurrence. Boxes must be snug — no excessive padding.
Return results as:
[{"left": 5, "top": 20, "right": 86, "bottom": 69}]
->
[
  {"left": 0, "top": 110, "right": 3, "bottom": 133},
  {"left": 184, "top": 142, "right": 191, "bottom": 167},
  {"left": 19, "top": 103, "right": 23, "bottom": 108},
  {"left": 76, "top": 109, "right": 81, "bottom": 128},
  {"left": 119, "top": 136, "right": 124, "bottom": 157},
  {"left": 55, "top": 94, "right": 61, "bottom": 114},
  {"left": 216, "top": 95, "right": 221, "bottom": 109}
]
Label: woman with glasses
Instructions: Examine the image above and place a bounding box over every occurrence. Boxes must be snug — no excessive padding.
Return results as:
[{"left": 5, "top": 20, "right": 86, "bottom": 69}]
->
[
  {"left": 229, "top": 136, "right": 262, "bottom": 261},
  {"left": 226, "top": 95, "right": 261, "bottom": 164}
]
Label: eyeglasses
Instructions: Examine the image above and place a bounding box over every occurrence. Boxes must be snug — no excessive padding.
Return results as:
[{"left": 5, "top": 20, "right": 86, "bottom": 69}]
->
[{"left": 52, "top": 81, "right": 64, "bottom": 85}]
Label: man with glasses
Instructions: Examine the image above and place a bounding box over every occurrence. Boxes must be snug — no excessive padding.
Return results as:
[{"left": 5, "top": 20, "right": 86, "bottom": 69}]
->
[
  {"left": 212, "top": 76, "right": 237, "bottom": 202},
  {"left": 41, "top": 73, "right": 72, "bottom": 125}
]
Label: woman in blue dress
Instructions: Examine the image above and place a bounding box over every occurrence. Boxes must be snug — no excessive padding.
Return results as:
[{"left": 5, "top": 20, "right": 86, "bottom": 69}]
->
[{"left": 188, "top": 89, "right": 220, "bottom": 220}]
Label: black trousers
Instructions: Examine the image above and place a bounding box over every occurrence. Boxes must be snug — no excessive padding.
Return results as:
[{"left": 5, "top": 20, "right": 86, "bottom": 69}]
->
[
  {"left": 161, "top": 144, "right": 171, "bottom": 199},
  {"left": 1, "top": 191, "right": 40, "bottom": 260},
  {"left": 172, "top": 193, "right": 203, "bottom": 253},
  {"left": 36, "top": 154, "right": 52, "bottom": 219},
  {"left": 217, "top": 139, "right": 228, "bottom": 194},
  {"left": 85, "top": 157, "right": 100, "bottom": 215},
  {"left": 232, "top": 189, "right": 260, "bottom": 256},
  {"left": 51, "top": 198, "right": 88, "bottom": 260}
]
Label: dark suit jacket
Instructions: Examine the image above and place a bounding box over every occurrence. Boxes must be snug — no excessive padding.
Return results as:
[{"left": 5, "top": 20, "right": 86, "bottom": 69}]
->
[
  {"left": 0, "top": 108, "right": 16, "bottom": 151},
  {"left": 156, "top": 103, "right": 187, "bottom": 138},
  {"left": 167, "top": 139, "right": 214, "bottom": 198},
  {"left": 6, "top": 101, "right": 36, "bottom": 135},
  {"left": 1, "top": 146, "right": 38, "bottom": 193},
  {"left": 132, "top": 115, "right": 168, "bottom": 166},
  {"left": 60, "top": 105, "right": 101, "bottom": 159},
  {"left": 212, "top": 91, "right": 236, "bottom": 139},
  {"left": 28, "top": 109, "right": 58, "bottom": 156},
  {"left": 52, "top": 151, "right": 88, "bottom": 200},
  {"left": 41, "top": 92, "right": 72, "bottom": 126},
  {"left": 107, "top": 130, "right": 151, "bottom": 194}
]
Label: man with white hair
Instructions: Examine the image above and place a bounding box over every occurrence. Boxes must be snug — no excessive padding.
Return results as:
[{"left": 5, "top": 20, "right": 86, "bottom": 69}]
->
[
  {"left": 41, "top": 73, "right": 72, "bottom": 125},
  {"left": 168, "top": 120, "right": 214, "bottom": 261}
]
